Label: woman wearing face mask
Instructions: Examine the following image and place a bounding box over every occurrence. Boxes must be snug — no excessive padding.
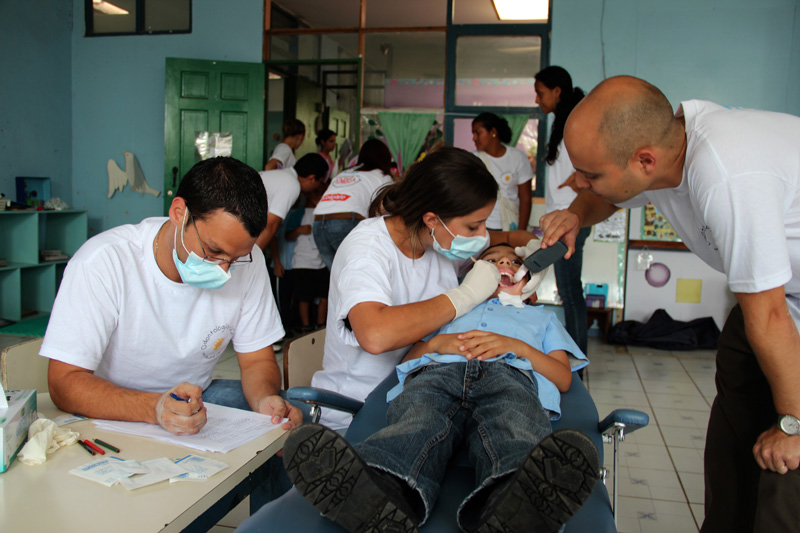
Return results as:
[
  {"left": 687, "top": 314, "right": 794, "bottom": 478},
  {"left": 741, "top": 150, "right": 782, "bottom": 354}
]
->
[
  {"left": 534, "top": 66, "right": 589, "bottom": 358},
  {"left": 311, "top": 147, "right": 539, "bottom": 431}
]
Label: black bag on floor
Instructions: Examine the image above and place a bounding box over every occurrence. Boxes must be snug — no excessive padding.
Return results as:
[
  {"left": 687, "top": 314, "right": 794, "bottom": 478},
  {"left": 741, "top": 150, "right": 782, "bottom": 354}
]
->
[{"left": 608, "top": 308, "right": 720, "bottom": 350}]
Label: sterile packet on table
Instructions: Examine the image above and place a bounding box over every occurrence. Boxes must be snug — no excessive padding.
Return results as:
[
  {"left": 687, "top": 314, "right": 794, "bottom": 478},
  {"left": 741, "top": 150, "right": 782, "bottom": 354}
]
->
[
  {"left": 170, "top": 454, "right": 229, "bottom": 482},
  {"left": 69, "top": 457, "right": 148, "bottom": 487},
  {"left": 119, "top": 457, "right": 188, "bottom": 491},
  {"left": 52, "top": 414, "right": 88, "bottom": 426}
]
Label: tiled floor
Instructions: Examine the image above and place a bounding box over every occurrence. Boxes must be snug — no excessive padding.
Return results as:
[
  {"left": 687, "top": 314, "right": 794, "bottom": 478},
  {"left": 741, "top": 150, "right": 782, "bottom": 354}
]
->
[
  {"left": 209, "top": 336, "right": 716, "bottom": 532},
  {"left": 586, "top": 337, "right": 715, "bottom": 533}
]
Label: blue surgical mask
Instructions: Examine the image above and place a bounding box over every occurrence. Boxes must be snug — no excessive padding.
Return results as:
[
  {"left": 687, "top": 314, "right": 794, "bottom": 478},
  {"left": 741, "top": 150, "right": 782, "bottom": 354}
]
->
[
  {"left": 431, "top": 217, "right": 488, "bottom": 261},
  {"left": 172, "top": 210, "right": 232, "bottom": 289}
]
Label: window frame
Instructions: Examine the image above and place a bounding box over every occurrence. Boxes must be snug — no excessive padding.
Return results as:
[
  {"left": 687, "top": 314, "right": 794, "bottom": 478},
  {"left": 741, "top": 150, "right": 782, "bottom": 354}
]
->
[{"left": 84, "top": 0, "right": 193, "bottom": 37}]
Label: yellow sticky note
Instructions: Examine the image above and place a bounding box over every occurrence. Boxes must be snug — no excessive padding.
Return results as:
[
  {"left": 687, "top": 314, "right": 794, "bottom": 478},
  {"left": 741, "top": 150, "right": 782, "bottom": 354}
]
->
[{"left": 676, "top": 279, "right": 702, "bottom": 303}]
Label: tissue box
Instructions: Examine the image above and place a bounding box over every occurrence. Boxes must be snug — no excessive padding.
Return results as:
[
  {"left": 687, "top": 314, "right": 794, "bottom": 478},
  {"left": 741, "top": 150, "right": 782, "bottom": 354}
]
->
[{"left": 0, "top": 389, "right": 37, "bottom": 473}]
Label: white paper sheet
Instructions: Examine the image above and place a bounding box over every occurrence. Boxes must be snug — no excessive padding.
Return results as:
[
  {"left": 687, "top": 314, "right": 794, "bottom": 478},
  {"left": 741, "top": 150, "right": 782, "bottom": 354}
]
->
[{"left": 92, "top": 403, "right": 286, "bottom": 453}]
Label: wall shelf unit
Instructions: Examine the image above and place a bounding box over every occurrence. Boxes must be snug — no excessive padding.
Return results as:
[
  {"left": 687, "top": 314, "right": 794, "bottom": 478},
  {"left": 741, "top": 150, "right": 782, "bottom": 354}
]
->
[{"left": 0, "top": 210, "right": 88, "bottom": 324}]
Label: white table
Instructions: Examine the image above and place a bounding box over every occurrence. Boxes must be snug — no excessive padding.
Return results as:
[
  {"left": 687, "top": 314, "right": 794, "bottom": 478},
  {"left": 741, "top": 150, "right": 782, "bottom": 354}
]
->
[{"left": 0, "top": 394, "right": 287, "bottom": 532}]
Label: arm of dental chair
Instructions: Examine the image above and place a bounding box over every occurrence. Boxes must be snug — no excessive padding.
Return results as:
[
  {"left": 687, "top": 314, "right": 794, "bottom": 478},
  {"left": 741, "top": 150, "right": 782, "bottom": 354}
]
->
[
  {"left": 598, "top": 409, "right": 650, "bottom": 436},
  {"left": 286, "top": 386, "right": 365, "bottom": 414}
]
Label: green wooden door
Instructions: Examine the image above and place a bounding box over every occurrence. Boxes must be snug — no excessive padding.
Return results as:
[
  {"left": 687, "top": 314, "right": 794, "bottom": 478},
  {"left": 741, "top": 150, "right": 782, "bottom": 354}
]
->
[{"left": 164, "top": 58, "right": 265, "bottom": 214}]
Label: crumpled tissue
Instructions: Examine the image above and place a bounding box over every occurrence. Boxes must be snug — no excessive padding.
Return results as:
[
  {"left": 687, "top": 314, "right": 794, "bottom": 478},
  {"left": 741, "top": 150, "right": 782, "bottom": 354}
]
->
[{"left": 18, "top": 418, "right": 81, "bottom": 465}]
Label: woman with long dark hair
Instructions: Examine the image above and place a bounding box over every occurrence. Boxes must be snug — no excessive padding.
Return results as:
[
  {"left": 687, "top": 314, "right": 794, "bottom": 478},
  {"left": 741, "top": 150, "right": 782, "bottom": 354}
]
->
[
  {"left": 311, "top": 147, "right": 537, "bottom": 431},
  {"left": 535, "top": 65, "right": 589, "bottom": 357}
]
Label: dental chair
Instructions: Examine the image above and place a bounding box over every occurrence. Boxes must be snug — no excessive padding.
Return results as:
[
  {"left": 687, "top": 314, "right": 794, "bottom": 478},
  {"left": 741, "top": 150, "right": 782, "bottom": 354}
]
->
[{"left": 239, "top": 329, "right": 649, "bottom": 532}]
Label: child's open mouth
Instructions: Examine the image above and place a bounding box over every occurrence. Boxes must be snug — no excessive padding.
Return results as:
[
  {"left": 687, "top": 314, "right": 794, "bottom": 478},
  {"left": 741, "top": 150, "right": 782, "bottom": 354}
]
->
[{"left": 499, "top": 269, "right": 517, "bottom": 287}]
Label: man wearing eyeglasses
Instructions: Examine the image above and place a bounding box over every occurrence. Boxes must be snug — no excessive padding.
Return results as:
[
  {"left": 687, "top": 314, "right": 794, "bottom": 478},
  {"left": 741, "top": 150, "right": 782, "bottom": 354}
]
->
[{"left": 41, "top": 157, "right": 302, "bottom": 437}]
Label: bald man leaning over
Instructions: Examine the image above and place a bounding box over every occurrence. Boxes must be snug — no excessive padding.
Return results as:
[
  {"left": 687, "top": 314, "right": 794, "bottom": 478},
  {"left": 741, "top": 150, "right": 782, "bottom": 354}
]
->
[{"left": 539, "top": 75, "right": 800, "bottom": 532}]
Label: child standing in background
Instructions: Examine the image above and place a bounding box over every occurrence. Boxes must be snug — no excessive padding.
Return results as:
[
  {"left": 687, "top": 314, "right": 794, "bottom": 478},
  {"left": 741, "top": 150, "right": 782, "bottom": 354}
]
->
[{"left": 287, "top": 185, "right": 329, "bottom": 333}]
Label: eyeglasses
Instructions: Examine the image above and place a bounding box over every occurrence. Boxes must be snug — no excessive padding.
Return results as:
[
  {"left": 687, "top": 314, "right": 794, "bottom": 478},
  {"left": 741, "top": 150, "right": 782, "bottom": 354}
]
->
[{"left": 188, "top": 213, "right": 253, "bottom": 266}]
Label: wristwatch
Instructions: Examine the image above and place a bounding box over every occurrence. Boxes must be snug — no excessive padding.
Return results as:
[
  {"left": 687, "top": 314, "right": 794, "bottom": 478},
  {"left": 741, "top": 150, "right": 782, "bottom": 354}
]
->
[{"left": 778, "top": 414, "right": 800, "bottom": 436}]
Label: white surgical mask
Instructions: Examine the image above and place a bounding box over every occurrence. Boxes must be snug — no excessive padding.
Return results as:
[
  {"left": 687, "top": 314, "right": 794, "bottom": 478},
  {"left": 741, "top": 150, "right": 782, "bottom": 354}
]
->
[
  {"left": 172, "top": 210, "right": 232, "bottom": 289},
  {"left": 431, "top": 217, "right": 488, "bottom": 261}
]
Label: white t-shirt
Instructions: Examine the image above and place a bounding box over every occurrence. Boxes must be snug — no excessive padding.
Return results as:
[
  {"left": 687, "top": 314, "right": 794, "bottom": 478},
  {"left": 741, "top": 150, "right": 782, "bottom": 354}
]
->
[
  {"left": 313, "top": 168, "right": 393, "bottom": 218},
  {"left": 259, "top": 167, "right": 301, "bottom": 220},
  {"left": 473, "top": 147, "right": 533, "bottom": 229},
  {"left": 40, "top": 218, "right": 283, "bottom": 392},
  {"left": 618, "top": 100, "right": 800, "bottom": 327},
  {"left": 311, "top": 217, "right": 463, "bottom": 430},
  {"left": 292, "top": 208, "right": 324, "bottom": 270},
  {"left": 269, "top": 143, "right": 296, "bottom": 170},
  {"left": 544, "top": 140, "right": 578, "bottom": 214}
]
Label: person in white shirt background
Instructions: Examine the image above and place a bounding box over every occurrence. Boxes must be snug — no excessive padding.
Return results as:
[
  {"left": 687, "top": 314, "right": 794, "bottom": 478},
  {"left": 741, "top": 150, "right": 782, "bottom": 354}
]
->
[
  {"left": 257, "top": 153, "right": 329, "bottom": 345},
  {"left": 264, "top": 118, "right": 306, "bottom": 171},
  {"left": 312, "top": 139, "right": 395, "bottom": 270},
  {"left": 535, "top": 65, "right": 591, "bottom": 360},
  {"left": 539, "top": 75, "right": 800, "bottom": 532},
  {"left": 471, "top": 112, "right": 533, "bottom": 232}
]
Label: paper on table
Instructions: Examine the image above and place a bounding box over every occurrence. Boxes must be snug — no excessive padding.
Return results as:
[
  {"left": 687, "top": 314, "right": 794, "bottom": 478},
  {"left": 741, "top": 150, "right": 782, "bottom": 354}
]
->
[{"left": 92, "top": 403, "right": 287, "bottom": 453}]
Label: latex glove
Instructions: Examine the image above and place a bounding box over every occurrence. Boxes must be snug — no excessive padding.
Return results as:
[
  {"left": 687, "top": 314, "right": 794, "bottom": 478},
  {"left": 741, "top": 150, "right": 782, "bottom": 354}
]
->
[
  {"left": 18, "top": 418, "right": 80, "bottom": 465},
  {"left": 444, "top": 260, "right": 501, "bottom": 319},
  {"left": 512, "top": 238, "right": 542, "bottom": 282},
  {"left": 155, "top": 383, "right": 207, "bottom": 435}
]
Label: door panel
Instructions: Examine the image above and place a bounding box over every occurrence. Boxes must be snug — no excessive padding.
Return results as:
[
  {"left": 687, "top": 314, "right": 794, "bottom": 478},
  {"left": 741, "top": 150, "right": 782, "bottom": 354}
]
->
[{"left": 165, "top": 58, "right": 264, "bottom": 214}]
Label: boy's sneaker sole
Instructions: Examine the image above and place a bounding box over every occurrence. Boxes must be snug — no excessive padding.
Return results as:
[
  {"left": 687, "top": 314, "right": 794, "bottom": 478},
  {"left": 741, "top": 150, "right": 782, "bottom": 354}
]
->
[
  {"left": 283, "top": 423, "right": 419, "bottom": 533},
  {"left": 474, "top": 429, "right": 601, "bottom": 533}
]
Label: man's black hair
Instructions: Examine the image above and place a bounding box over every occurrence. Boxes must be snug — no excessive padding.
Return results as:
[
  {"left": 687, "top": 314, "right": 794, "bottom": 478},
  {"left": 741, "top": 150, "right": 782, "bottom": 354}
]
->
[
  {"left": 294, "top": 153, "right": 329, "bottom": 181},
  {"left": 175, "top": 157, "right": 267, "bottom": 238}
]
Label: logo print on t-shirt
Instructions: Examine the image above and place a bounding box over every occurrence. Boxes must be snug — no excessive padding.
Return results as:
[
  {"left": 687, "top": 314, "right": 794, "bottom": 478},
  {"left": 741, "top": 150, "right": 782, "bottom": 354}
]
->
[
  {"left": 333, "top": 175, "right": 361, "bottom": 187},
  {"left": 700, "top": 225, "right": 718, "bottom": 251},
  {"left": 502, "top": 173, "right": 512, "bottom": 183},
  {"left": 201, "top": 323, "right": 235, "bottom": 360},
  {"left": 321, "top": 193, "right": 351, "bottom": 202}
]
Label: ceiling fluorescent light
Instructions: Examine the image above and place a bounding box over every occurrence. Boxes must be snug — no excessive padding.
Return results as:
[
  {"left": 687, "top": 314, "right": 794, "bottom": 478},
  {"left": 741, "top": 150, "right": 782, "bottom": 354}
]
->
[
  {"left": 93, "top": 0, "right": 129, "bottom": 15},
  {"left": 493, "top": 0, "right": 549, "bottom": 21}
]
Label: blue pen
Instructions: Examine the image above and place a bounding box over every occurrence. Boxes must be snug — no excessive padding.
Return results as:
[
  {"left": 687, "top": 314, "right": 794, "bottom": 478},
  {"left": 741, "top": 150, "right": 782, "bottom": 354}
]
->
[{"left": 170, "top": 393, "right": 190, "bottom": 403}]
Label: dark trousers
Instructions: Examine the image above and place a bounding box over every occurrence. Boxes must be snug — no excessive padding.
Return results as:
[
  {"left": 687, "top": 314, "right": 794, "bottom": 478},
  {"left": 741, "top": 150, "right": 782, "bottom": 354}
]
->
[
  {"left": 702, "top": 304, "right": 800, "bottom": 532},
  {"left": 554, "top": 226, "right": 591, "bottom": 356}
]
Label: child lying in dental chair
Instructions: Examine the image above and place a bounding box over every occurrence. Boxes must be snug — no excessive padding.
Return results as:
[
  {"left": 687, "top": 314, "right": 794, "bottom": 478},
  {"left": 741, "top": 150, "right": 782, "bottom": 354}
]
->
[{"left": 282, "top": 242, "right": 600, "bottom": 533}]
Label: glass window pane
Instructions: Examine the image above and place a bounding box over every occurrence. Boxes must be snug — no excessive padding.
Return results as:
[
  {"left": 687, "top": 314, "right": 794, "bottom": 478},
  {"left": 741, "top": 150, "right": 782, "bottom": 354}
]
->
[
  {"left": 365, "top": 0, "right": 446, "bottom": 27},
  {"left": 266, "top": 66, "right": 360, "bottom": 173},
  {"left": 454, "top": 0, "right": 548, "bottom": 24},
  {"left": 91, "top": 0, "right": 136, "bottom": 34},
  {"left": 452, "top": 117, "right": 539, "bottom": 191},
  {"left": 144, "top": 0, "right": 190, "bottom": 33},
  {"left": 272, "top": 0, "right": 360, "bottom": 28},
  {"left": 364, "top": 32, "right": 446, "bottom": 109},
  {"left": 270, "top": 34, "right": 358, "bottom": 62},
  {"left": 455, "top": 35, "right": 541, "bottom": 107}
]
